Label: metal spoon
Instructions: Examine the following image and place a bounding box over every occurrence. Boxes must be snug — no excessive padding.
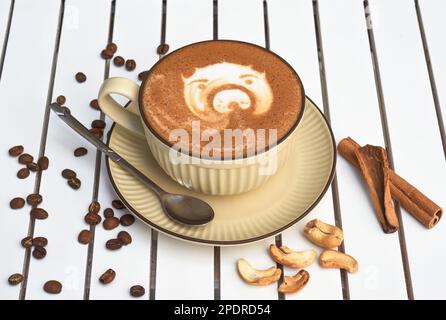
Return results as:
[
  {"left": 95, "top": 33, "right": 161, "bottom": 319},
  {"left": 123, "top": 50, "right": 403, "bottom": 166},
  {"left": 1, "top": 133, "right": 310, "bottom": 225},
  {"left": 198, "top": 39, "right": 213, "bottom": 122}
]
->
[{"left": 50, "top": 103, "right": 214, "bottom": 226}]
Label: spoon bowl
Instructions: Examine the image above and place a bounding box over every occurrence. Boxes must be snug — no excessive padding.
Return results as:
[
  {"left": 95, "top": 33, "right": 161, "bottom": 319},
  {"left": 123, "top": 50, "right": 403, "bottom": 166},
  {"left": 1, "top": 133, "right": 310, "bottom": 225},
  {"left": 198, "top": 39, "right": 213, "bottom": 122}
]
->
[{"left": 162, "top": 194, "right": 215, "bottom": 226}]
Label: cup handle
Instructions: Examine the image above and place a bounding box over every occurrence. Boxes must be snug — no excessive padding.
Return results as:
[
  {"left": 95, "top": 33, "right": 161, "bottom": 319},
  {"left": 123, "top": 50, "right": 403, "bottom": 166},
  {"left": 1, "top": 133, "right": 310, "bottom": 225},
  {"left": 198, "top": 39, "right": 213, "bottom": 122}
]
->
[{"left": 98, "top": 77, "right": 145, "bottom": 137}]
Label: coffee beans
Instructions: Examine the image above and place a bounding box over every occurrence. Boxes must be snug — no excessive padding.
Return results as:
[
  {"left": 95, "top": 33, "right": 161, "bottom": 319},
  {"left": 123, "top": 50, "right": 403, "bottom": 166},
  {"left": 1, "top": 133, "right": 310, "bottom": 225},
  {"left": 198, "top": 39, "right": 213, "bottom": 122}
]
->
[
  {"left": 103, "top": 217, "right": 120, "bottom": 230},
  {"left": 90, "top": 99, "right": 100, "bottom": 110},
  {"left": 99, "top": 269, "right": 116, "bottom": 284},
  {"left": 75, "top": 72, "right": 86, "bottom": 83},
  {"left": 37, "top": 156, "right": 49, "bottom": 170},
  {"left": 157, "top": 43, "right": 169, "bottom": 55},
  {"left": 9, "top": 145, "right": 24, "bottom": 157},
  {"left": 17, "top": 168, "right": 30, "bottom": 179},
  {"left": 27, "top": 193, "right": 43, "bottom": 206},
  {"left": 18, "top": 153, "right": 33, "bottom": 165},
  {"left": 101, "top": 49, "right": 114, "bottom": 59},
  {"left": 106, "top": 239, "right": 122, "bottom": 250},
  {"left": 68, "top": 177, "right": 81, "bottom": 190},
  {"left": 107, "top": 42, "right": 117, "bottom": 54},
  {"left": 8, "top": 273, "right": 24, "bottom": 286},
  {"left": 90, "top": 128, "right": 103, "bottom": 139},
  {"left": 32, "top": 246, "right": 47, "bottom": 259},
  {"left": 89, "top": 201, "right": 101, "bottom": 214},
  {"left": 27, "top": 162, "right": 39, "bottom": 172},
  {"left": 78, "top": 229, "right": 92, "bottom": 244},
  {"left": 138, "top": 71, "right": 149, "bottom": 82},
  {"left": 113, "top": 56, "right": 124, "bottom": 66},
  {"left": 43, "top": 280, "right": 62, "bottom": 294},
  {"left": 120, "top": 214, "right": 135, "bottom": 227},
  {"left": 91, "top": 119, "right": 106, "bottom": 129},
  {"left": 112, "top": 199, "right": 125, "bottom": 210},
  {"left": 74, "top": 147, "right": 88, "bottom": 157},
  {"left": 32, "top": 237, "right": 48, "bottom": 247},
  {"left": 10, "top": 197, "right": 25, "bottom": 209},
  {"left": 56, "top": 95, "right": 66, "bottom": 105},
  {"left": 85, "top": 213, "right": 102, "bottom": 225},
  {"left": 61, "top": 168, "right": 76, "bottom": 179},
  {"left": 21, "top": 236, "right": 33, "bottom": 248},
  {"left": 125, "top": 59, "right": 136, "bottom": 71},
  {"left": 103, "top": 208, "right": 114, "bottom": 218},
  {"left": 130, "top": 285, "right": 145, "bottom": 297},
  {"left": 31, "top": 208, "right": 49, "bottom": 220},
  {"left": 117, "top": 231, "right": 132, "bottom": 245}
]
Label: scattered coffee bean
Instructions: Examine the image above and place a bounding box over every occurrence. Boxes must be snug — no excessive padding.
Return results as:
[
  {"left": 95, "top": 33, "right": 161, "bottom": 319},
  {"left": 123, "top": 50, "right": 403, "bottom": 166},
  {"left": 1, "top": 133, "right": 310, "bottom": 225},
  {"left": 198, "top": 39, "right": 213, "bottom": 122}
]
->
[
  {"left": 30, "top": 208, "right": 48, "bottom": 220},
  {"left": 101, "top": 48, "right": 114, "bottom": 59},
  {"left": 99, "top": 268, "right": 116, "bottom": 284},
  {"left": 8, "top": 273, "right": 24, "bottom": 286},
  {"left": 105, "top": 239, "right": 122, "bottom": 250},
  {"left": 18, "top": 153, "right": 33, "bottom": 165},
  {"left": 43, "top": 280, "right": 62, "bottom": 294},
  {"left": 32, "top": 237, "right": 48, "bottom": 247},
  {"left": 85, "top": 213, "right": 102, "bottom": 226},
  {"left": 8, "top": 145, "right": 24, "bottom": 157},
  {"left": 17, "top": 168, "right": 30, "bottom": 179},
  {"left": 68, "top": 177, "right": 81, "bottom": 190},
  {"left": 138, "top": 70, "right": 149, "bottom": 82},
  {"left": 103, "top": 217, "right": 120, "bottom": 230},
  {"left": 89, "top": 201, "right": 101, "bottom": 214},
  {"left": 117, "top": 231, "right": 132, "bottom": 245},
  {"left": 89, "top": 128, "right": 103, "bottom": 139},
  {"left": 157, "top": 43, "right": 169, "bottom": 55},
  {"left": 75, "top": 72, "right": 87, "bottom": 83},
  {"left": 106, "top": 42, "right": 117, "bottom": 53},
  {"left": 90, "top": 99, "right": 100, "bottom": 110},
  {"left": 111, "top": 200, "right": 125, "bottom": 210},
  {"left": 103, "top": 208, "right": 114, "bottom": 218},
  {"left": 27, "top": 162, "right": 39, "bottom": 172},
  {"left": 56, "top": 95, "right": 66, "bottom": 105},
  {"left": 26, "top": 193, "right": 43, "bottom": 206},
  {"left": 130, "top": 285, "right": 145, "bottom": 297},
  {"left": 37, "top": 156, "right": 49, "bottom": 170},
  {"left": 21, "top": 236, "right": 33, "bottom": 248},
  {"left": 10, "top": 197, "right": 25, "bottom": 209},
  {"left": 125, "top": 59, "right": 136, "bottom": 71},
  {"left": 32, "top": 246, "right": 47, "bottom": 259},
  {"left": 78, "top": 229, "right": 92, "bottom": 244},
  {"left": 113, "top": 55, "right": 125, "bottom": 66},
  {"left": 74, "top": 147, "right": 88, "bottom": 157},
  {"left": 91, "top": 119, "right": 106, "bottom": 129},
  {"left": 61, "top": 168, "right": 76, "bottom": 179},
  {"left": 120, "top": 214, "right": 135, "bottom": 227}
]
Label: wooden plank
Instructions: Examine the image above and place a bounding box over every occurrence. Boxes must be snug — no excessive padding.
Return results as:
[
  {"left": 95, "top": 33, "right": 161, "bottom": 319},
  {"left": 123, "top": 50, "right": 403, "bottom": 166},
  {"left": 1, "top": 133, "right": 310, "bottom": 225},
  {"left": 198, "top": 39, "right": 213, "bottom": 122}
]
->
[
  {"left": 0, "top": 0, "right": 60, "bottom": 300},
  {"left": 154, "top": 0, "right": 214, "bottom": 300},
  {"left": 369, "top": 0, "right": 446, "bottom": 299},
  {"left": 89, "top": 0, "right": 162, "bottom": 300},
  {"left": 318, "top": 0, "right": 408, "bottom": 299},
  {"left": 24, "top": 0, "right": 111, "bottom": 300},
  {"left": 268, "top": 0, "right": 342, "bottom": 300}
]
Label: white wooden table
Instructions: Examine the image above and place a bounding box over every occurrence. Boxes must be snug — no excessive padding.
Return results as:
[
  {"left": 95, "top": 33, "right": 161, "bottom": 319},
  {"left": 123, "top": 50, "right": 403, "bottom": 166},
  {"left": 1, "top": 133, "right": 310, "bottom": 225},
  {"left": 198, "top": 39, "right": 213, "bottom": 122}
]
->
[{"left": 1, "top": 0, "right": 445, "bottom": 300}]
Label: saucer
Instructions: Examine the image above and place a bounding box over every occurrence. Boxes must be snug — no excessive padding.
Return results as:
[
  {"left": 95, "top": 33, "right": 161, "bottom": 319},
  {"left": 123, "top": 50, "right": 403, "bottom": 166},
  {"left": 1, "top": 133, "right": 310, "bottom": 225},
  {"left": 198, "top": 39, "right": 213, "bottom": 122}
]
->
[{"left": 106, "top": 97, "right": 336, "bottom": 245}]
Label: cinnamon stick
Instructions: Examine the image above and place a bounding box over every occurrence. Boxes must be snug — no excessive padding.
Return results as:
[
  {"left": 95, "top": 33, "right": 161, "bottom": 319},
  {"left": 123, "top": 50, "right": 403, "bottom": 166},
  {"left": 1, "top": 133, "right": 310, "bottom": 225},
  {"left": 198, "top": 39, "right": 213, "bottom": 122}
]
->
[{"left": 338, "top": 137, "right": 442, "bottom": 229}]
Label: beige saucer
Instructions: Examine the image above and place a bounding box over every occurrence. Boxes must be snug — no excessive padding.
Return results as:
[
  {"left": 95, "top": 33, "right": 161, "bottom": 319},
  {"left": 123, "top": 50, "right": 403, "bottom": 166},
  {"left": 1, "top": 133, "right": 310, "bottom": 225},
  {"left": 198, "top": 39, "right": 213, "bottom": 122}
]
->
[{"left": 106, "top": 97, "right": 336, "bottom": 245}]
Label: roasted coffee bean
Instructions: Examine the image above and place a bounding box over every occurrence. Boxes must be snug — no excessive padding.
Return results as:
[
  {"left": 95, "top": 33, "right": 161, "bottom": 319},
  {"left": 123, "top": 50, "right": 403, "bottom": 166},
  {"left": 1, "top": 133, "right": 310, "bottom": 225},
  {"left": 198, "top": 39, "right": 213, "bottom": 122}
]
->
[
  {"left": 8, "top": 273, "right": 24, "bottom": 286},
  {"left": 78, "top": 229, "right": 92, "bottom": 244},
  {"left": 113, "top": 55, "right": 125, "bottom": 66},
  {"left": 68, "top": 177, "right": 81, "bottom": 190},
  {"left": 157, "top": 43, "right": 169, "bottom": 55},
  {"left": 10, "top": 197, "right": 25, "bottom": 209},
  {"left": 74, "top": 147, "right": 88, "bottom": 157},
  {"left": 88, "top": 201, "right": 101, "bottom": 214},
  {"left": 37, "top": 156, "right": 49, "bottom": 170},
  {"left": 117, "top": 231, "right": 132, "bottom": 245},
  {"left": 99, "top": 268, "right": 116, "bottom": 284},
  {"left": 30, "top": 208, "right": 48, "bottom": 220},
  {"left": 89, "top": 128, "right": 103, "bottom": 139},
  {"left": 21, "top": 236, "right": 33, "bottom": 248},
  {"left": 130, "top": 285, "right": 145, "bottom": 297},
  {"left": 111, "top": 199, "right": 125, "bottom": 209},
  {"left": 103, "top": 217, "right": 120, "bottom": 230},
  {"left": 91, "top": 119, "right": 106, "bottom": 129},
  {"left": 125, "top": 59, "right": 136, "bottom": 71},
  {"left": 120, "top": 214, "right": 135, "bottom": 227},
  {"left": 26, "top": 193, "right": 43, "bottom": 206},
  {"left": 8, "top": 145, "right": 24, "bottom": 157},
  {"left": 90, "top": 99, "right": 100, "bottom": 110},
  {"left": 32, "top": 246, "right": 46, "bottom": 259},
  {"left": 75, "top": 72, "right": 86, "bottom": 83},
  {"left": 105, "top": 239, "right": 122, "bottom": 250},
  {"left": 85, "top": 213, "right": 102, "bottom": 225},
  {"left": 103, "top": 208, "right": 114, "bottom": 218},
  {"left": 138, "top": 71, "right": 149, "bottom": 82},
  {"left": 61, "top": 168, "right": 76, "bottom": 179},
  {"left": 43, "top": 280, "right": 62, "bottom": 294},
  {"left": 106, "top": 42, "right": 117, "bottom": 53},
  {"left": 32, "top": 237, "right": 48, "bottom": 247},
  {"left": 56, "top": 95, "right": 66, "bottom": 105},
  {"left": 27, "top": 162, "right": 39, "bottom": 172},
  {"left": 18, "top": 153, "right": 33, "bottom": 165},
  {"left": 101, "top": 49, "right": 114, "bottom": 59},
  {"left": 17, "top": 167, "right": 30, "bottom": 179}
]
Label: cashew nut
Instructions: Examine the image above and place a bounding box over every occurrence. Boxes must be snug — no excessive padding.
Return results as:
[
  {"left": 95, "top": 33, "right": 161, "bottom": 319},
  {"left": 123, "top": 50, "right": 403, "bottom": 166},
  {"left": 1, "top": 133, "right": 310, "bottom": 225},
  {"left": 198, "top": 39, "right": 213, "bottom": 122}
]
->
[
  {"left": 278, "top": 270, "right": 310, "bottom": 294},
  {"left": 319, "top": 250, "right": 358, "bottom": 273},
  {"left": 304, "top": 219, "right": 344, "bottom": 249},
  {"left": 237, "top": 258, "right": 282, "bottom": 285},
  {"left": 269, "top": 245, "right": 317, "bottom": 268}
]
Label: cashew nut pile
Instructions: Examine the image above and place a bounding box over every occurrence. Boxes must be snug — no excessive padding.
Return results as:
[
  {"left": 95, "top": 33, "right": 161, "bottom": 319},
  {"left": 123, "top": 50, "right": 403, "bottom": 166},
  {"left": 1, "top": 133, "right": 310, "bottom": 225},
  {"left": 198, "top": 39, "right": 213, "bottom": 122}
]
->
[{"left": 237, "top": 218, "right": 358, "bottom": 295}]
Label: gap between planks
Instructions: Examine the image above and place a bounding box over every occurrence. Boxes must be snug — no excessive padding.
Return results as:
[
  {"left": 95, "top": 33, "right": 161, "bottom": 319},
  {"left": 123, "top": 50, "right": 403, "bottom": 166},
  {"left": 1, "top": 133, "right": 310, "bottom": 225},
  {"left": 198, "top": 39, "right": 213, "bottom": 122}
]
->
[{"left": 0, "top": 0, "right": 15, "bottom": 81}]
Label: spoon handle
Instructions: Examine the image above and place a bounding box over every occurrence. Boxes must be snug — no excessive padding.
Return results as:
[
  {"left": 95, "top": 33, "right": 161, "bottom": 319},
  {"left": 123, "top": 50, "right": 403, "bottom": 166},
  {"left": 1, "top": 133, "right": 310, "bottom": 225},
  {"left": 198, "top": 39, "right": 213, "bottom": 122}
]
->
[{"left": 50, "top": 103, "right": 166, "bottom": 196}]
